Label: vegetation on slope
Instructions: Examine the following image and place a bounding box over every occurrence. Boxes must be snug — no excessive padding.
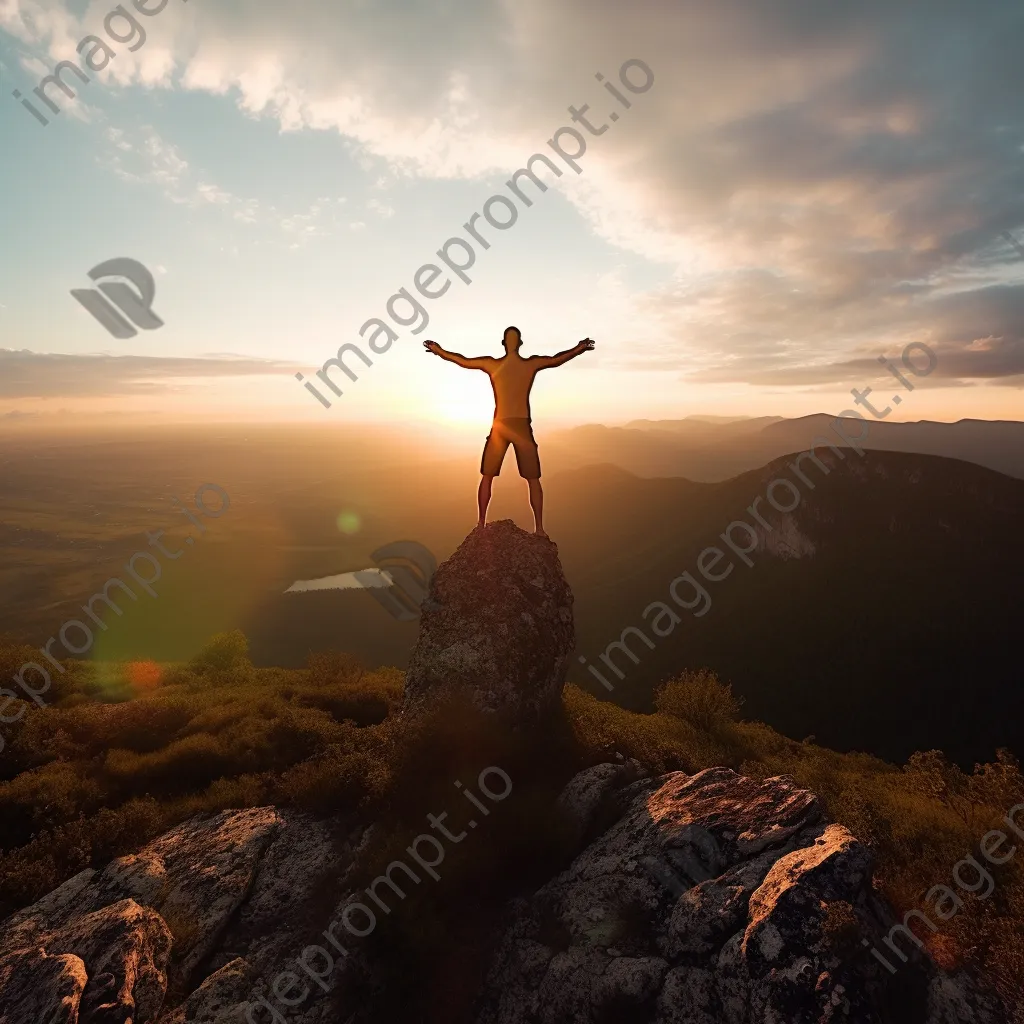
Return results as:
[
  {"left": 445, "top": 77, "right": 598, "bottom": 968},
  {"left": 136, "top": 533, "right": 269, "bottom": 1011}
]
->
[{"left": 0, "top": 632, "right": 1021, "bottom": 1019}]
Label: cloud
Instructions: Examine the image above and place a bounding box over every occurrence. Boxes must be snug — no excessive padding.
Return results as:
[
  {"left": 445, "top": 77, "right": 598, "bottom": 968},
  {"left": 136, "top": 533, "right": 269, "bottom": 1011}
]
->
[
  {"left": 635, "top": 269, "right": 1024, "bottom": 387},
  {"left": 0, "top": 349, "right": 298, "bottom": 398},
  {"left": 98, "top": 123, "right": 347, "bottom": 240},
  {"left": 1, "top": 0, "right": 192, "bottom": 90},
  {"left": 6, "top": 0, "right": 1024, "bottom": 388}
]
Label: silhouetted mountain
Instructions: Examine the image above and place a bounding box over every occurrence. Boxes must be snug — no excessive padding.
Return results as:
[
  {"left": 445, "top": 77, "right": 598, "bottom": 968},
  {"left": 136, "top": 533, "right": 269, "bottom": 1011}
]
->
[
  {"left": 14, "top": 423, "right": 1008, "bottom": 767},
  {"left": 762, "top": 415, "right": 1024, "bottom": 478},
  {"left": 624, "top": 415, "right": 785, "bottom": 435},
  {"left": 257, "top": 447, "right": 1022, "bottom": 766},
  {"left": 543, "top": 416, "right": 1024, "bottom": 481},
  {"left": 549, "top": 450, "right": 1022, "bottom": 766}
]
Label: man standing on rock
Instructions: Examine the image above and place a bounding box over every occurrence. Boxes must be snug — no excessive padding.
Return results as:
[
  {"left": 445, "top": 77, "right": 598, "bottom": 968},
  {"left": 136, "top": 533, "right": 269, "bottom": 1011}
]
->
[{"left": 424, "top": 327, "right": 595, "bottom": 538}]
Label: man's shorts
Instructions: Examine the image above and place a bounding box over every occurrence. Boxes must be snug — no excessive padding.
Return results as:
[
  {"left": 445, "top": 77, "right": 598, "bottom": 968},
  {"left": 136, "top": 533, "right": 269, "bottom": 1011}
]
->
[{"left": 481, "top": 417, "right": 541, "bottom": 479}]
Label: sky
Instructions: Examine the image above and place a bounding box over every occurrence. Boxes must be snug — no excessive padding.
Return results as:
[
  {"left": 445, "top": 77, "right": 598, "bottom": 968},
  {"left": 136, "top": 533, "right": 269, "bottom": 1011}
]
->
[{"left": 1, "top": 0, "right": 1023, "bottom": 429}]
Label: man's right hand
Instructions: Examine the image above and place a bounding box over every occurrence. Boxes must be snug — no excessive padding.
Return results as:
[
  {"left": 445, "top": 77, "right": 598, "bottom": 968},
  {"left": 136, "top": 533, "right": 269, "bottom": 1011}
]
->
[{"left": 424, "top": 340, "right": 441, "bottom": 355}]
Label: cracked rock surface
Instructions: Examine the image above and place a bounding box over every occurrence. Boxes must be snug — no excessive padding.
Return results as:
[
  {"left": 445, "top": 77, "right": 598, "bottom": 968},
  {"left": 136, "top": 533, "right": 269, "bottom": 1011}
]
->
[
  {"left": 403, "top": 520, "right": 575, "bottom": 724},
  {"left": 0, "top": 766, "right": 1011, "bottom": 1024},
  {"left": 474, "top": 766, "right": 1010, "bottom": 1024},
  {"left": 0, "top": 807, "right": 356, "bottom": 1024}
]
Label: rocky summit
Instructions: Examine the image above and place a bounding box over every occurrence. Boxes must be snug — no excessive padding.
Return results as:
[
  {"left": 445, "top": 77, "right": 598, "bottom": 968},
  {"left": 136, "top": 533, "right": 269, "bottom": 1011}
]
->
[
  {"left": 0, "top": 522, "right": 1012, "bottom": 1024},
  {"left": 403, "top": 520, "right": 575, "bottom": 724},
  {"left": 476, "top": 765, "right": 1008, "bottom": 1024},
  {"left": 0, "top": 764, "right": 1010, "bottom": 1024}
]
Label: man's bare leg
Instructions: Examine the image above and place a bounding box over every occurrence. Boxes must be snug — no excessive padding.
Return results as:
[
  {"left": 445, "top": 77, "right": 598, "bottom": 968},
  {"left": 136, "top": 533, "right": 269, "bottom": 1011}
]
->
[
  {"left": 478, "top": 475, "right": 494, "bottom": 527},
  {"left": 528, "top": 478, "right": 546, "bottom": 537}
]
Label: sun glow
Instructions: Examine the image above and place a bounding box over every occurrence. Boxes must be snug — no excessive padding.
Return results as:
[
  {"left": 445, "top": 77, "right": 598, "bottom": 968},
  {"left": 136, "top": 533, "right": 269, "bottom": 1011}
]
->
[{"left": 431, "top": 373, "right": 496, "bottom": 425}]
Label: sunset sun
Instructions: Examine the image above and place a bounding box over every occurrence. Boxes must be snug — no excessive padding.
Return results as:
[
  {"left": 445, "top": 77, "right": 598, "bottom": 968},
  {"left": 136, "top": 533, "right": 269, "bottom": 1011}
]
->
[{"left": 432, "top": 374, "right": 496, "bottom": 424}]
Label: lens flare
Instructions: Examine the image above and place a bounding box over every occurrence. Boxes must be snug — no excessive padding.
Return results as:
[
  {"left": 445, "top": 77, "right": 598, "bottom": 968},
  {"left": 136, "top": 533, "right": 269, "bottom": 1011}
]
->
[
  {"left": 126, "top": 659, "right": 162, "bottom": 692},
  {"left": 336, "top": 510, "right": 361, "bottom": 535}
]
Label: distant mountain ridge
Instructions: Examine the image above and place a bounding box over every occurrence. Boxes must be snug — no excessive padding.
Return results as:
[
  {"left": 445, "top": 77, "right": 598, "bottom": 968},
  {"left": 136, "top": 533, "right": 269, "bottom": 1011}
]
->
[
  {"left": 551, "top": 449, "right": 1023, "bottom": 765},
  {"left": 2, "top": 422, "right": 1015, "bottom": 766},
  {"left": 256, "top": 446, "right": 1023, "bottom": 765},
  {"left": 543, "top": 415, "right": 1024, "bottom": 481}
]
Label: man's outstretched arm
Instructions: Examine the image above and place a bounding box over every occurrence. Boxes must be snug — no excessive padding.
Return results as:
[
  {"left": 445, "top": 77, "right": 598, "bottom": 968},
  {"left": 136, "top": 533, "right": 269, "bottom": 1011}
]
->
[
  {"left": 423, "top": 340, "right": 492, "bottom": 370},
  {"left": 533, "top": 337, "right": 596, "bottom": 370}
]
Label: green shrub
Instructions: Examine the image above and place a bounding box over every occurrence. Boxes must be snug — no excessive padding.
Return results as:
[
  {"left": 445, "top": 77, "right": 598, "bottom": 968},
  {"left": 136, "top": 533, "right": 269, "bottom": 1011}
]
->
[
  {"left": 0, "top": 637, "right": 40, "bottom": 678},
  {"left": 104, "top": 734, "right": 236, "bottom": 798},
  {"left": 292, "top": 667, "right": 400, "bottom": 727},
  {"left": 0, "top": 760, "right": 105, "bottom": 845},
  {"left": 564, "top": 684, "right": 729, "bottom": 774},
  {"left": 188, "top": 630, "right": 252, "bottom": 675},
  {"left": 0, "top": 796, "right": 165, "bottom": 915},
  {"left": 903, "top": 748, "right": 1024, "bottom": 830},
  {"left": 0, "top": 638, "right": 79, "bottom": 708},
  {"left": 653, "top": 668, "right": 744, "bottom": 732}
]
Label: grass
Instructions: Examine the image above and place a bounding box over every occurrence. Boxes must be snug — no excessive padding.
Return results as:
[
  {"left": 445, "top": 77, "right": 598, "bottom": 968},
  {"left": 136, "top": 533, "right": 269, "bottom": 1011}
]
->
[{"left": 0, "top": 637, "right": 1021, "bottom": 1021}]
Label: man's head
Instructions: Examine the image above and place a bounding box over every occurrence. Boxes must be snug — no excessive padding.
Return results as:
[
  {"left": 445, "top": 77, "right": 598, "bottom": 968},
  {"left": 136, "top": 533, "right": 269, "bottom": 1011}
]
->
[{"left": 502, "top": 326, "right": 522, "bottom": 352}]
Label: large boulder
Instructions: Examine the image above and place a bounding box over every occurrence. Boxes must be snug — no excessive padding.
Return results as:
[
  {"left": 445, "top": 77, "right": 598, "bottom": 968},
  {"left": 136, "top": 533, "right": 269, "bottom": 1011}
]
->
[
  {"left": 0, "top": 900, "right": 172, "bottom": 1024},
  {"left": 403, "top": 520, "right": 575, "bottom": 724},
  {"left": 0, "top": 808, "right": 359, "bottom": 1024},
  {"left": 475, "top": 766, "right": 1010, "bottom": 1024},
  {"left": 0, "top": 768, "right": 1010, "bottom": 1024}
]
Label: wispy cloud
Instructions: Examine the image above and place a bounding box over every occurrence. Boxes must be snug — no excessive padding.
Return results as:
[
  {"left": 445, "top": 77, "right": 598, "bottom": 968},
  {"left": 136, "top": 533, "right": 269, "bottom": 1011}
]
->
[
  {"left": 143, "top": 0, "right": 1024, "bottom": 390},
  {"left": 5, "top": 0, "right": 1023, "bottom": 392},
  {"left": 0, "top": 349, "right": 299, "bottom": 398},
  {"left": 98, "top": 124, "right": 347, "bottom": 243}
]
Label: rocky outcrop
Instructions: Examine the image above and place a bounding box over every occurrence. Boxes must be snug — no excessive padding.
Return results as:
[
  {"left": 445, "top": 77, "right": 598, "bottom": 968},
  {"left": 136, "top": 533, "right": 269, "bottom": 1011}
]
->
[
  {"left": 2, "top": 516, "right": 1011, "bottom": 1024},
  {"left": 403, "top": 520, "right": 575, "bottom": 724},
  {"left": 475, "top": 766, "right": 1010, "bottom": 1024},
  {"left": 555, "top": 758, "right": 648, "bottom": 846},
  {"left": 0, "top": 808, "right": 360, "bottom": 1024},
  {"left": 0, "top": 900, "right": 171, "bottom": 1024},
  {"left": 0, "top": 765, "right": 1010, "bottom": 1024}
]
